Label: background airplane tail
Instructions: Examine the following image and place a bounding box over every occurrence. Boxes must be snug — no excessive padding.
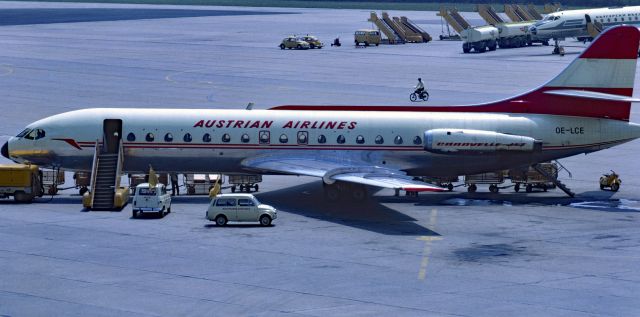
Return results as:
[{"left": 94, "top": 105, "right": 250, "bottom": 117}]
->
[{"left": 524, "top": 25, "right": 640, "bottom": 121}]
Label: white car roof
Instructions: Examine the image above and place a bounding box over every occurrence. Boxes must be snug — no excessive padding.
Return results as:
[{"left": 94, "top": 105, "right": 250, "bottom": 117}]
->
[
  {"left": 136, "top": 183, "right": 164, "bottom": 188},
  {"left": 215, "top": 193, "right": 256, "bottom": 198}
]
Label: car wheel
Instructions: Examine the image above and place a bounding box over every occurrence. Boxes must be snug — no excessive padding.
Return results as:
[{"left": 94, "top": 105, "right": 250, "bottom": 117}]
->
[
  {"left": 215, "top": 215, "right": 227, "bottom": 226},
  {"left": 132, "top": 210, "right": 137, "bottom": 218},
  {"left": 447, "top": 183, "right": 454, "bottom": 191},
  {"left": 79, "top": 187, "right": 88, "bottom": 196},
  {"left": 280, "top": 44, "right": 285, "bottom": 49},
  {"left": 310, "top": 44, "right": 315, "bottom": 49},
  {"left": 231, "top": 186, "right": 236, "bottom": 193},
  {"left": 254, "top": 184, "right": 259, "bottom": 192},
  {"left": 467, "top": 184, "right": 477, "bottom": 193},
  {"left": 526, "top": 184, "right": 533, "bottom": 193},
  {"left": 297, "top": 44, "right": 302, "bottom": 49},
  {"left": 158, "top": 208, "right": 164, "bottom": 218},
  {"left": 600, "top": 184, "right": 605, "bottom": 190},
  {"left": 167, "top": 206, "right": 171, "bottom": 213},
  {"left": 260, "top": 215, "right": 272, "bottom": 226},
  {"left": 514, "top": 183, "right": 520, "bottom": 192}
]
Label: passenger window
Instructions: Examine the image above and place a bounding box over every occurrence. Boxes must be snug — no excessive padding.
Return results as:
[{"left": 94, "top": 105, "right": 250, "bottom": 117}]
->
[
  {"left": 317, "top": 134, "right": 326, "bottom": 144},
  {"left": 356, "top": 135, "right": 365, "bottom": 144},
  {"left": 394, "top": 135, "right": 403, "bottom": 145},
  {"left": 222, "top": 133, "right": 231, "bottom": 143},
  {"left": 279, "top": 134, "right": 288, "bottom": 143},
  {"left": 216, "top": 198, "right": 236, "bottom": 206},
  {"left": 337, "top": 135, "right": 345, "bottom": 144},
  {"left": 375, "top": 135, "right": 384, "bottom": 144},
  {"left": 241, "top": 133, "right": 250, "bottom": 143},
  {"left": 127, "top": 133, "right": 136, "bottom": 142},
  {"left": 297, "top": 131, "right": 308, "bottom": 145},
  {"left": 238, "top": 199, "right": 255, "bottom": 206},
  {"left": 259, "top": 131, "right": 270, "bottom": 144},
  {"left": 183, "top": 133, "right": 192, "bottom": 142},
  {"left": 203, "top": 133, "right": 212, "bottom": 143},
  {"left": 164, "top": 133, "right": 173, "bottom": 142},
  {"left": 413, "top": 136, "right": 422, "bottom": 145},
  {"left": 146, "top": 133, "right": 155, "bottom": 142}
]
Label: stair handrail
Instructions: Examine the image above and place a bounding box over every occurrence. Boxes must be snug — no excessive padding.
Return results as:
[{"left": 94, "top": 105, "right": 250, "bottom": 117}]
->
[
  {"left": 553, "top": 160, "right": 572, "bottom": 178},
  {"left": 114, "top": 138, "right": 124, "bottom": 192},
  {"left": 89, "top": 138, "right": 100, "bottom": 208}
]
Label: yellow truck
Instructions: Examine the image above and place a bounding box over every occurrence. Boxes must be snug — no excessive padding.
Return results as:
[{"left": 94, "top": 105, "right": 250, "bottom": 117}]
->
[
  {"left": 354, "top": 29, "right": 381, "bottom": 46},
  {"left": 0, "top": 164, "right": 44, "bottom": 203}
]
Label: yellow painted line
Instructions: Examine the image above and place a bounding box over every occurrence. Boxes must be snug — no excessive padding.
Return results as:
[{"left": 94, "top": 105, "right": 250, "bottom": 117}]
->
[{"left": 417, "top": 208, "right": 440, "bottom": 280}]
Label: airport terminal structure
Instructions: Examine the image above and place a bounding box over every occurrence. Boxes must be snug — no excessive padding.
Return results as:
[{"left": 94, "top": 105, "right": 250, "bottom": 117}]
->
[{"left": 1, "top": 1, "right": 640, "bottom": 316}]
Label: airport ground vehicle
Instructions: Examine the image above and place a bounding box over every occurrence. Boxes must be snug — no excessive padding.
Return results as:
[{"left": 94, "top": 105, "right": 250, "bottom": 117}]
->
[
  {"left": 132, "top": 183, "right": 171, "bottom": 218},
  {"left": 279, "top": 36, "right": 310, "bottom": 50},
  {"left": 0, "top": 164, "right": 43, "bottom": 203},
  {"left": 354, "top": 29, "right": 381, "bottom": 46},
  {"left": 497, "top": 22, "right": 533, "bottom": 48},
  {"left": 42, "top": 169, "right": 65, "bottom": 195},
  {"left": 300, "top": 35, "right": 323, "bottom": 49},
  {"left": 599, "top": 171, "right": 621, "bottom": 191},
  {"left": 206, "top": 193, "right": 276, "bottom": 226},
  {"left": 465, "top": 171, "right": 504, "bottom": 193},
  {"left": 185, "top": 173, "right": 223, "bottom": 195},
  {"left": 510, "top": 163, "right": 558, "bottom": 192},
  {"left": 461, "top": 25, "right": 498, "bottom": 53},
  {"left": 410, "top": 90, "right": 429, "bottom": 102},
  {"left": 73, "top": 171, "right": 90, "bottom": 195},
  {"left": 229, "top": 174, "right": 262, "bottom": 193}
]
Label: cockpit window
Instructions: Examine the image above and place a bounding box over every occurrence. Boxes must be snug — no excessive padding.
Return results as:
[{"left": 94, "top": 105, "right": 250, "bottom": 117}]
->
[
  {"left": 16, "top": 128, "right": 31, "bottom": 138},
  {"left": 24, "top": 129, "right": 45, "bottom": 140}
]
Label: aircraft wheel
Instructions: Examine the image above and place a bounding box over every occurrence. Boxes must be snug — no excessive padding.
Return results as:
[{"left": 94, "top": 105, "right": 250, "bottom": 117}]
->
[
  {"left": 132, "top": 210, "right": 137, "bottom": 218},
  {"left": 526, "top": 184, "right": 533, "bottom": 193},
  {"left": 254, "top": 184, "right": 259, "bottom": 192},
  {"left": 489, "top": 185, "right": 499, "bottom": 193},
  {"left": 447, "top": 183, "right": 454, "bottom": 191},
  {"left": 467, "top": 184, "right": 477, "bottom": 193},
  {"left": 324, "top": 185, "right": 341, "bottom": 201},
  {"left": 350, "top": 185, "right": 367, "bottom": 201},
  {"left": 231, "top": 186, "right": 236, "bottom": 193},
  {"left": 514, "top": 183, "right": 520, "bottom": 192}
]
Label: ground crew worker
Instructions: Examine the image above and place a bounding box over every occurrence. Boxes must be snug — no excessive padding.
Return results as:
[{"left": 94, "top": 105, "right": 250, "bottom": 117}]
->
[
  {"left": 415, "top": 78, "right": 425, "bottom": 96},
  {"left": 208, "top": 178, "right": 221, "bottom": 198},
  {"left": 170, "top": 173, "right": 179, "bottom": 196}
]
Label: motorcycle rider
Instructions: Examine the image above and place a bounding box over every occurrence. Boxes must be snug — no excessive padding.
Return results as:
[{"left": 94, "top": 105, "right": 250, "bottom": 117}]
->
[{"left": 415, "top": 78, "right": 425, "bottom": 98}]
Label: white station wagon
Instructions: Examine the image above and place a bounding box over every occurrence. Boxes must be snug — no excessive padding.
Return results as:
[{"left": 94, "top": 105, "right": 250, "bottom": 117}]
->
[
  {"left": 207, "top": 193, "right": 277, "bottom": 226},
  {"left": 132, "top": 183, "right": 172, "bottom": 218}
]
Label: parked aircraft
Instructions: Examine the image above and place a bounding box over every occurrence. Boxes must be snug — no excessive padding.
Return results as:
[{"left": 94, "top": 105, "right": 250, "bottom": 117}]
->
[
  {"left": 3, "top": 26, "right": 640, "bottom": 200},
  {"left": 529, "top": 6, "right": 640, "bottom": 53}
]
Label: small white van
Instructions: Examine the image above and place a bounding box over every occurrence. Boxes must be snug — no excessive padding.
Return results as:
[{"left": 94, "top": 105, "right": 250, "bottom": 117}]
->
[
  {"left": 206, "top": 193, "right": 276, "bottom": 226},
  {"left": 132, "top": 183, "right": 172, "bottom": 218}
]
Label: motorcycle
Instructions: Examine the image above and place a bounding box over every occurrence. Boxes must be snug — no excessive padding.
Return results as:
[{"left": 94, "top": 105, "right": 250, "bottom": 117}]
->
[
  {"left": 410, "top": 90, "right": 429, "bottom": 102},
  {"left": 599, "top": 170, "right": 621, "bottom": 191}
]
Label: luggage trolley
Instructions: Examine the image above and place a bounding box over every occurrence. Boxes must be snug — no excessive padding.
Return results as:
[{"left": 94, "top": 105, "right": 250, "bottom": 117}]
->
[
  {"left": 509, "top": 163, "right": 558, "bottom": 193},
  {"left": 464, "top": 171, "right": 505, "bottom": 193},
  {"left": 229, "top": 174, "right": 262, "bottom": 193}
]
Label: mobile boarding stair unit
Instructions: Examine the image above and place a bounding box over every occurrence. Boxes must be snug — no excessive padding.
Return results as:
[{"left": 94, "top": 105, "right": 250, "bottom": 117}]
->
[{"left": 83, "top": 119, "right": 129, "bottom": 210}]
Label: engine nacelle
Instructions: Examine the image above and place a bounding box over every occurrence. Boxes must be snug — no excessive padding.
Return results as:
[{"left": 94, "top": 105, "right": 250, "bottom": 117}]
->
[{"left": 424, "top": 129, "right": 540, "bottom": 154}]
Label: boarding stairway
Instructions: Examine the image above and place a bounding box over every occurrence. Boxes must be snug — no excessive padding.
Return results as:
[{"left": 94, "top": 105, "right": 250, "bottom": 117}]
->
[
  {"left": 526, "top": 4, "right": 543, "bottom": 20},
  {"left": 532, "top": 163, "right": 575, "bottom": 197},
  {"left": 400, "top": 16, "right": 432, "bottom": 42},
  {"left": 369, "top": 12, "right": 404, "bottom": 44},
  {"left": 438, "top": 7, "right": 471, "bottom": 34},
  {"left": 477, "top": 4, "right": 505, "bottom": 25},
  {"left": 88, "top": 139, "right": 124, "bottom": 210},
  {"left": 504, "top": 4, "right": 532, "bottom": 22}
]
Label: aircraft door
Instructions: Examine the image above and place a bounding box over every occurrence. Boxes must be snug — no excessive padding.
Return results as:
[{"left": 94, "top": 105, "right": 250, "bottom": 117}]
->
[{"left": 103, "top": 119, "right": 122, "bottom": 154}]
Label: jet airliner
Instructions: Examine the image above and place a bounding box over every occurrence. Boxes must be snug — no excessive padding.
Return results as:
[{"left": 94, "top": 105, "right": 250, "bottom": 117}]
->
[{"left": 3, "top": 26, "right": 640, "bottom": 200}]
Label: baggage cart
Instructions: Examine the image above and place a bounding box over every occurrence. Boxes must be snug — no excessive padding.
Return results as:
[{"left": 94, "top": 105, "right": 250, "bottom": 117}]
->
[
  {"left": 74, "top": 171, "right": 91, "bottom": 195},
  {"left": 185, "top": 174, "right": 223, "bottom": 195},
  {"left": 509, "top": 163, "right": 558, "bottom": 193},
  {"left": 464, "top": 171, "right": 505, "bottom": 193},
  {"left": 229, "top": 174, "right": 262, "bottom": 193},
  {"left": 42, "top": 169, "right": 65, "bottom": 195}
]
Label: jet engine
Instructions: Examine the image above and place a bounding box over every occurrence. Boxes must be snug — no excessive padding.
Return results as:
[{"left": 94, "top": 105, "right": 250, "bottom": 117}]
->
[{"left": 424, "top": 129, "right": 541, "bottom": 154}]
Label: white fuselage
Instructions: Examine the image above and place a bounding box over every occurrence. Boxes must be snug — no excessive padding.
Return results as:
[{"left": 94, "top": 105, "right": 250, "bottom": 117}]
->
[
  {"left": 530, "top": 6, "right": 640, "bottom": 40},
  {"left": 6, "top": 108, "right": 640, "bottom": 177}
]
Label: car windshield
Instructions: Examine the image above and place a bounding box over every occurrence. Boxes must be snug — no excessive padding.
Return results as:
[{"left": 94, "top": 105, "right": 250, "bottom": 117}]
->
[{"left": 138, "top": 187, "right": 157, "bottom": 196}]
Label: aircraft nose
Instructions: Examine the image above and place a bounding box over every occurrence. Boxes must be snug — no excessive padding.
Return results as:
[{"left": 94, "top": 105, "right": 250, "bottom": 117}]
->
[{"left": 1, "top": 141, "right": 8, "bottom": 159}]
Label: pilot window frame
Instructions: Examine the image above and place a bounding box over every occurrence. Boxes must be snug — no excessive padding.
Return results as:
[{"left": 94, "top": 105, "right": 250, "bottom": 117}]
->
[
  {"left": 222, "top": 133, "right": 231, "bottom": 143},
  {"left": 16, "top": 128, "right": 31, "bottom": 138},
  {"left": 259, "top": 130, "right": 270, "bottom": 144},
  {"left": 146, "top": 133, "right": 155, "bottom": 142},
  {"left": 241, "top": 133, "right": 250, "bottom": 143},
  {"left": 297, "top": 131, "right": 308, "bottom": 145},
  {"left": 127, "top": 132, "right": 136, "bottom": 142},
  {"left": 202, "top": 133, "right": 212, "bottom": 143},
  {"left": 164, "top": 133, "right": 173, "bottom": 142},
  {"left": 279, "top": 134, "right": 289, "bottom": 144}
]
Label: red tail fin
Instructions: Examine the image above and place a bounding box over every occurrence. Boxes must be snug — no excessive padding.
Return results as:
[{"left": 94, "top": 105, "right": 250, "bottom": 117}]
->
[{"left": 271, "top": 26, "right": 640, "bottom": 121}]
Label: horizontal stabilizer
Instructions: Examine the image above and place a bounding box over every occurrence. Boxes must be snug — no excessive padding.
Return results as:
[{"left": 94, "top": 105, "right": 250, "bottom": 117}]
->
[{"left": 544, "top": 90, "right": 640, "bottom": 103}]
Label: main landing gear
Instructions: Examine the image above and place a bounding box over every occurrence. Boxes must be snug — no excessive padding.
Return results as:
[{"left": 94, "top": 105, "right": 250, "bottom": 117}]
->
[{"left": 323, "top": 181, "right": 368, "bottom": 202}]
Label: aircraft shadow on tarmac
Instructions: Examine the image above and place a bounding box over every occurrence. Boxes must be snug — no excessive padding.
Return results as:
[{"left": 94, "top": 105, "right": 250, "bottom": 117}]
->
[{"left": 254, "top": 181, "right": 440, "bottom": 236}]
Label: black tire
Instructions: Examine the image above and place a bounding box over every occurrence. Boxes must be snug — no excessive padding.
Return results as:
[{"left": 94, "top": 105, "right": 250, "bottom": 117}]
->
[
  {"left": 514, "top": 183, "right": 520, "bottom": 192},
  {"left": 422, "top": 92, "right": 429, "bottom": 102},
  {"left": 167, "top": 206, "right": 171, "bottom": 213},
  {"left": 132, "top": 210, "right": 137, "bottom": 218},
  {"left": 254, "top": 184, "right": 259, "bottom": 192},
  {"left": 231, "top": 186, "right": 236, "bottom": 193},
  {"left": 13, "top": 191, "right": 32, "bottom": 203},
  {"left": 310, "top": 44, "right": 315, "bottom": 49},
  {"left": 364, "top": 41, "right": 369, "bottom": 47},
  {"left": 351, "top": 185, "right": 367, "bottom": 201},
  {"left": 296, "top": 44, "right": 302, "bottom": 49},
  {"left": 410, "top": 93, "right": 418, "bottom": 102},
  {"left": 611, "top": 182, "right": 620, "bottom": 192},
  {"left": 215, "top": 215, "right": 227, "bottom": 226},
  {"left": 280, "top": 44, "right": 285, "bottom": 50},
  {"left": 375, "top": 43, "right": 379, "bottom": 46},
  {"left": 477, "top": 45, "right": 486, "bottom": 53},
  {"left": 447, "top": 183, "right": 454, "bottom": 191},
  {"left": 259, "top": 215, "right": 272, "bottom": 226},
  {"left": 158, "top": 208, "right": 164, "bottom": 218},
  {"left": 489, "top": 185, "right": 498, "bottom": 193},
  {"left": 325, "top": 186, "right": 340, "bottom": 201},
  {"left": 600, "top": 184, "right": 605, "bottom": 190},
  {"left": 79, "top": 187, "right": 88, "bottom": 196},
  {"left": 467, "top": 185, "right": 477, "bottom": 193},
  {"left": 526, "top": 184, "right": 533, "bottom": 193}
]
